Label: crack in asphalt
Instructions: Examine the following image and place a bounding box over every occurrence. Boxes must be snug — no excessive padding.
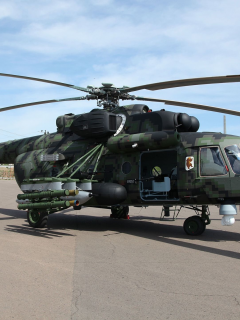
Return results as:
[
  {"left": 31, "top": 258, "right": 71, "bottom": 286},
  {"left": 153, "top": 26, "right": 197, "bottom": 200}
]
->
[
  {"left": 234, "top": 297, "right": 240, "bottom": 306},
  {"left": 153, "top": 290, "right": 240, "bottom": 307},
  {"left": 103, "top": 232, "right": 118, "bottom": 257},
  {"left": 134, "top": 281, "right": 156, "bottom": 292},
  {"left": 71, "top": 289, "right": 82, "bottom": 319},
  {"left": 131, "top": 281, "right": 240, "bottom": 307}
]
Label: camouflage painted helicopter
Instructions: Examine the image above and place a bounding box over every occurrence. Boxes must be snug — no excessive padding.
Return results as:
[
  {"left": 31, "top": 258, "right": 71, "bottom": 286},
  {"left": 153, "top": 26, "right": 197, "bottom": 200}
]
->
[{"left": 1, "top": 72, "right": 240, "bottom": 236}]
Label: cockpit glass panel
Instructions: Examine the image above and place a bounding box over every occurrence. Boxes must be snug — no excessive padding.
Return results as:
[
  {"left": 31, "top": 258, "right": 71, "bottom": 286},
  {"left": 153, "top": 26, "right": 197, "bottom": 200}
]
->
[
  {"left": 200, "top": 147, "right": 227, "bottom": 176},
  {"left": 225, "top": 145, "right": 240, "bottom": 174}
]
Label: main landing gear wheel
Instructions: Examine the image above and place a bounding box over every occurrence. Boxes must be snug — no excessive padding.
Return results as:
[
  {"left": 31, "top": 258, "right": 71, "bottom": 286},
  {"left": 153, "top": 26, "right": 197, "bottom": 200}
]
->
[
  {"left": 183, "top": 216, "right": 206, "bottom": 236},
  {"left": 110, "top": 206, "right": 130, "bottom": 219},
  {"left": 27, "top": 210, "right": 48, "bottom": 228}
]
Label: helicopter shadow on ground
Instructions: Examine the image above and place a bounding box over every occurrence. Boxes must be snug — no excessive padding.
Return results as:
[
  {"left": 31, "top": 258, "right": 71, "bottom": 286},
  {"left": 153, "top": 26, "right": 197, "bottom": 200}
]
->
[
  {"left": 74, "top": 213, "right": 240, "bottom": 243},
  {"left": 50, "top": 213, "right": 240, "bottom": 259},
  {"left": 5, "top": 223, "right": 75, "bottom": 239},
  {"left": 4, "top": 209, "right": 240, "bottom": 259},
  {"left": 130, "top": 215, "right": 240, "bottom": 221},
  {"left": 74, "top": 214, "right": 240, "bottom": 260},
  {"left": 2, "top": 208, "right": 76, "bottom": 239},
  {"left": 0, "top": 207, "right": 26, "bottom": 220}
]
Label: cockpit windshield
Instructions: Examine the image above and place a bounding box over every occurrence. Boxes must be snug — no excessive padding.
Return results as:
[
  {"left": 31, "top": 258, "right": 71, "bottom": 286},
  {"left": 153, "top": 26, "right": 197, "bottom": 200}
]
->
[
  {"left": 225, "top": 145, "right": 240, "bottom": 174},
  {"left": 200, "top": 147, "right": 227, "bottom": 176}
]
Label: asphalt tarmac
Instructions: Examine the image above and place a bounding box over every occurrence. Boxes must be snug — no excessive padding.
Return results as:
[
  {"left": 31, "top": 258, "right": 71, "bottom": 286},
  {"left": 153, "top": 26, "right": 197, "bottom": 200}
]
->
[{"left": 0, "top": 180, "right": 240, "bottom": 319}]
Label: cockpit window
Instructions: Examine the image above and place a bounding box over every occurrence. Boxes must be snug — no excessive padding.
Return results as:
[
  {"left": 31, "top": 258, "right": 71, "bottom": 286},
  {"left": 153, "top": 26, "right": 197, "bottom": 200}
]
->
[
  {"left": 200, "top": 147, "right": 227, "bottom": 176},
  {"left": 225, "top": 145, "right": 240, "bottom": 174}
]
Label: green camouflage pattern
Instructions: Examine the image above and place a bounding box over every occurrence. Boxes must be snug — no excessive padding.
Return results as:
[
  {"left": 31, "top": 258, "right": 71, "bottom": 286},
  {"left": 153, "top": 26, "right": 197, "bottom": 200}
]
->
[
  {"left": 107, "top": 131, "right": 180, "bottom": 153},
  {"left": 0, "top": 132, "right": 93, "bottom": 186}
]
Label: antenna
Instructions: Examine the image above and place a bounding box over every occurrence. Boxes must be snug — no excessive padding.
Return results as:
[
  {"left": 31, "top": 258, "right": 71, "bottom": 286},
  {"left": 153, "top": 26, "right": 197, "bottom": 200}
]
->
[{"left": 223, "top": 115, "right": 226, "bottom": 134}]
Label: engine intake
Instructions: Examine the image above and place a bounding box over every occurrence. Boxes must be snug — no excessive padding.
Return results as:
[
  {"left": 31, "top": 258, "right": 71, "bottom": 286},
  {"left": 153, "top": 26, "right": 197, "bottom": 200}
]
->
[{"left": 70, "top": 110, "right": 119, "bottom": 138}]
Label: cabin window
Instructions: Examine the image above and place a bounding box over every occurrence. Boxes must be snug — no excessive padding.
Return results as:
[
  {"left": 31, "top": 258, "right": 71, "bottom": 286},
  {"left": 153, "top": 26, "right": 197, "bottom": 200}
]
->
[
  {"left": 225, "top": 145, "right": 240, "bottom": 174},
  {"left": 152, "top": 166, "right": 162, "bottom": 176},
  {"left": 122, "top": 162, "right": 131, "bottom": 174},
  {"left": 200, "top": 147, "right": 227, "bottom": 176}
]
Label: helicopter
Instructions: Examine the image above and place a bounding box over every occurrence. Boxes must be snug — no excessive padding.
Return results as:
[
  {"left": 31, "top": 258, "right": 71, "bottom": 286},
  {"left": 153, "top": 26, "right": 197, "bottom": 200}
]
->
[{"left": 1, "top": 72, "right": 240, "bottom": 236}]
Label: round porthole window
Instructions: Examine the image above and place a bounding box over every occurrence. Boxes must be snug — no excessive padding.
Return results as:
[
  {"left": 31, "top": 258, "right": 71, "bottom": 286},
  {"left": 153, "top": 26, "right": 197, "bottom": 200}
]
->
[
  {"left": 122, "top": 162, "right": 131, "bottom": 174},
  {"left": 152, "top": 166, "right": 161, "bottom": 176}
]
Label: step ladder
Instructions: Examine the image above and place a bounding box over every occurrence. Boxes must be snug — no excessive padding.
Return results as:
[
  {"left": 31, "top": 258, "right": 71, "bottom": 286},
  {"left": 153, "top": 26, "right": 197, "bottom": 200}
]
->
[{"left": 160, "top": 205, "right": 183, "bottom": 221}]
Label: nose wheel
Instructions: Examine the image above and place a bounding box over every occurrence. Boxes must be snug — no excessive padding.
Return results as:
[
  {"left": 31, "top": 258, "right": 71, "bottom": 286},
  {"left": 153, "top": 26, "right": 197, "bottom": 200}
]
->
[{"left": 183, "top": 216, "right": 206, "bottom": 236}]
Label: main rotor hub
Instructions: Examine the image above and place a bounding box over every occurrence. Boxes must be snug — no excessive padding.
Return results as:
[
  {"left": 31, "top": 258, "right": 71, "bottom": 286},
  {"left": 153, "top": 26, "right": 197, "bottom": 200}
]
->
[{"left": 83, "top": 83, "right": 136, "bottom": 110}]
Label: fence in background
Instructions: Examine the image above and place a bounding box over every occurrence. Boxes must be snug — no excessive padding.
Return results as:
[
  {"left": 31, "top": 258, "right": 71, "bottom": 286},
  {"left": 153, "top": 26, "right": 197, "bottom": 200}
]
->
[{"left": 0, "top": 166, "right": 15, "bottom": 180}]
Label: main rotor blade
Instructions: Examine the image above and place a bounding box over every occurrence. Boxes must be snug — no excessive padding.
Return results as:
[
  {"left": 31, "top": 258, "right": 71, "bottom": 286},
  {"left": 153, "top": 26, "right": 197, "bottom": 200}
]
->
[
  {"left": 0, "top": 73, "right": 90, "bottom": 93},
  {"left": 0, "top": 96, "right": 88, "bottom": 113},
  {"left": 136, "top": 96, "right": 240, "bottom": 116},
  {"left": 122, "top": 75, "right": 240, "bottom": 93}
]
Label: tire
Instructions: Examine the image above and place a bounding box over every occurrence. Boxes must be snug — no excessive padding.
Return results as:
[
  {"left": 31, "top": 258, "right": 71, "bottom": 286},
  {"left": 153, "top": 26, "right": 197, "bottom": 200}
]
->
[
  {"left": 73, "top": 205, "right": 81, "bottom": 210},
  {"left": 183, "top": 216, "right": 206, "bottom": 236},
  {"left": 110, "top": 206, "right": 129, "bottom": 219},
  {"left": 27, "top": 210, "right": 48, "bottom": 228}
]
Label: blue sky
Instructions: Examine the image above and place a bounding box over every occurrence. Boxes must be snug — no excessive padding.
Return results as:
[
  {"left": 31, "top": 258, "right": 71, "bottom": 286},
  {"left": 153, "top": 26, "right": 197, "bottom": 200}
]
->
[{"left": 0, "top": 0, "right": 240, "bottom": 142}]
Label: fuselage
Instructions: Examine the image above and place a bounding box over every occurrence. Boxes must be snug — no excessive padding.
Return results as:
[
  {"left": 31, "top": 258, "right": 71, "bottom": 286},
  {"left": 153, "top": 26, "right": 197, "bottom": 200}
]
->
[{"left": 1, "top": 128, "right": 240, "bottom": 207}]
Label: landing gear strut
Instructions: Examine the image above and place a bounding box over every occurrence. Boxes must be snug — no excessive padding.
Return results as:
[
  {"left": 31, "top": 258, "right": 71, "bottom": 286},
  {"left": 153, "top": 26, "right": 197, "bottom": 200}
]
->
[
  {"left": 183, "top": 205, "right": 210, "bottom": 236},
  {"left": 110, "top": 205, "right": 130, "bottom": 219}
]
